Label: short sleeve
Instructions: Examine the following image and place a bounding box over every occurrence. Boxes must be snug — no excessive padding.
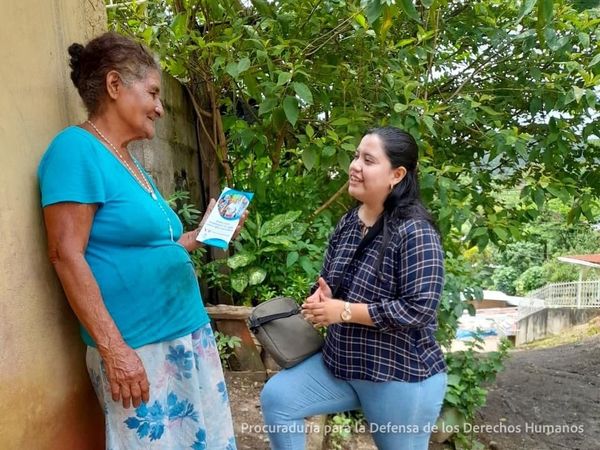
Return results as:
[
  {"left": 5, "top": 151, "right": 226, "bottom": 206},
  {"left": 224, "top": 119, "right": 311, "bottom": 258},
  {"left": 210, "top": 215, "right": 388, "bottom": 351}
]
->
[{"left": 38, "top": 129, "right": 106, "bottom": 207}]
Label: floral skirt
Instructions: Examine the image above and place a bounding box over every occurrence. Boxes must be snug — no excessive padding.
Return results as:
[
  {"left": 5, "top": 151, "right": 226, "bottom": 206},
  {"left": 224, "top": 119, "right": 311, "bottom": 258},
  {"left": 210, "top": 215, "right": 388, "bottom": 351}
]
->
[{"left": 86, "top": 323, "right": 236, "bottom": 450}]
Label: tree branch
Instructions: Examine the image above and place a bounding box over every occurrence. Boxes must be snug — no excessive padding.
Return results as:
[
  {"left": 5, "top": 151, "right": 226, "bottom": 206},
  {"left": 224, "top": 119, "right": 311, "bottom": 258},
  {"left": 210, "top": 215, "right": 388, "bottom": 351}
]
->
[{"left": 311, "top": 181, "right": 349, "bottom": 218}]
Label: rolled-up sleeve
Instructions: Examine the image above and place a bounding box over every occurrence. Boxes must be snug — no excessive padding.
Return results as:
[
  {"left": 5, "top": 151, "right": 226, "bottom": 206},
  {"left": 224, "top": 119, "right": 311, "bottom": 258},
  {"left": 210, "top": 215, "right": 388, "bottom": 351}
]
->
[{"left": 368, "top": 222, "right": 444, "bottom": 332}]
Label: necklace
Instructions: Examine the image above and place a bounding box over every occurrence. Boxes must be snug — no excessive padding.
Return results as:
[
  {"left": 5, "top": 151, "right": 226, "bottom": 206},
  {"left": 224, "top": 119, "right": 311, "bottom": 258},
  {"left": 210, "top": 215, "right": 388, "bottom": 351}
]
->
[
  {"left": 359, "top": 220, "right": 371, "bottom": 238},
  {"left": 87, "top": 120, "right": 156, "bottom": 199},
  {"left": 87, "top": 120, "right": 174, "bottom": 241}
]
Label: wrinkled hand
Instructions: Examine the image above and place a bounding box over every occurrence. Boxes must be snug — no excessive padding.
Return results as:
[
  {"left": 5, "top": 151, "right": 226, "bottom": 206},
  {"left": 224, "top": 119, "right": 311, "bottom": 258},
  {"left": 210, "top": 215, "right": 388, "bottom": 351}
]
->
[
  {"left": 197, "top": 198, "right": 217, "bottom": 232},
  {"left": 231, "top": 210, "right": 249, "bottom": 242},
  {"left": 177, "top": 199, "right": 217, "bottom": 252},
  {"left": 99, "top": 342, "right": 149, "bottom": 409}
]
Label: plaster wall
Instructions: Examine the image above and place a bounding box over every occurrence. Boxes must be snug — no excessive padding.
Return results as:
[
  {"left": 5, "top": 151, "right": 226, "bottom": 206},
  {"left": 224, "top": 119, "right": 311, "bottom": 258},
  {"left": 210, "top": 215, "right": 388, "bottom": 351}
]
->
[{"left": 0, "top": 2, "right": 107, "bottom": 448}]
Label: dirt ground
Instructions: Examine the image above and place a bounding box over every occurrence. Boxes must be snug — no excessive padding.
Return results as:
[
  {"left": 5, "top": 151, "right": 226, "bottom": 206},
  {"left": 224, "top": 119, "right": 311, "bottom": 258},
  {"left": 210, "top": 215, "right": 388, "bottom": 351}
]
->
[
  {"left": 227, "top": 332, "right": 600, "bottom": 450},
  {"left": 473, "top": 333, "right": 600, "bottom": 450}
]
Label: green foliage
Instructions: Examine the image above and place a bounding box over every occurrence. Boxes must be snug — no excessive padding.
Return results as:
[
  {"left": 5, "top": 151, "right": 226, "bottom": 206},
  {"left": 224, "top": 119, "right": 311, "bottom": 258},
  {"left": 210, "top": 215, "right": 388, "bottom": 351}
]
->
[
  {"left": 515, "top": 265, "right": 547, "bottom": 294},
  {"left": 326, "top": 411, "right": 365, "bottom": 450},
  {"left": 436, "top": 254, "right": 479, "bottom": 347},
  {"left": 445, "top": 337, "right": 511, "bottom": 421},
  {"left": 214, "top": 331, "right": 242, "bottom": 369},
  {"left": 167, "top": 190, "right": 202, "bottom": 229},
  {"left": 492, "top": 265, "right": 522, "bottom": 295},
  {"left": 487, "top": 199, "right": 600, "bottom": 294},
  {"left": 216, "top": 211, "right": 334, "bottom": 304},
  {"left": 109, "top": 0, "right": 600, "bottom": 242}
]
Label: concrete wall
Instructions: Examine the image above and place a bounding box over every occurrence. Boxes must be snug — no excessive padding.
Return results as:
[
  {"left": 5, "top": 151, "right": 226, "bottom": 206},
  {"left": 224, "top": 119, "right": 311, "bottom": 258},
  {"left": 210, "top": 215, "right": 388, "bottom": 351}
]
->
[
  {"left": 516, "top": 308, "right": 600, "bottom": 345},
  {"left": 0, "top": 2, "right": 106, "bottom": 448}
]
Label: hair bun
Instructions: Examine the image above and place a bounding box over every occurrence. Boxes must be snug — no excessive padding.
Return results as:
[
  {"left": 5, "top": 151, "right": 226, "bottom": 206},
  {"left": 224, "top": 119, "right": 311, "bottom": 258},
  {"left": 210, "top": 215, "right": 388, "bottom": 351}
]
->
[{"left": 68, "top": 43, "right": 85, "bottom": 87}]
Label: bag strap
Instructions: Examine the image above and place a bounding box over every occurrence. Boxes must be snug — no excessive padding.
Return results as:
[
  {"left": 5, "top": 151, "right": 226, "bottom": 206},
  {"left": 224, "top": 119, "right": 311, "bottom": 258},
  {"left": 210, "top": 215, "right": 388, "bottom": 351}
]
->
[
  {"left": 248, "top": 306, "right": 301, "bottom": 332},
  {"left": 331, "top": 214, "right": 384, "bottom": 298}
]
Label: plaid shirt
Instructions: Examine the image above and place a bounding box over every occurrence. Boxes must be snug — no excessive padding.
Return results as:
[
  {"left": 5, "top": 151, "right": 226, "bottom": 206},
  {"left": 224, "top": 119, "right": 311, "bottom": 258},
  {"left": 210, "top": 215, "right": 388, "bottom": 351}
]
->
[{"left": 319, "top": 208, "right": 446, "bottom": 382}]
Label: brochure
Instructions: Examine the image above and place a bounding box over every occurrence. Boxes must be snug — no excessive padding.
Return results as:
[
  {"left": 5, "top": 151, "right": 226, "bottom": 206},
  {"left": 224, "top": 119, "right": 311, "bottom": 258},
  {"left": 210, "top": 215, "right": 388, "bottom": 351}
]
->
[{"left": 196, "top": 187, "right": 253, "bottom": 249}]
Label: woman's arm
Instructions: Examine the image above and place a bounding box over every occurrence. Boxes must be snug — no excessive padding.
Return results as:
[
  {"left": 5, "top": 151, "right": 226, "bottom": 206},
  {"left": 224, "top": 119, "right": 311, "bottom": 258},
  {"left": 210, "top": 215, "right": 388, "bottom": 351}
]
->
[
  {"left": 303, "top": 222, "right": 444, "bottom": 330},
  {"left": 43, "top": 203, "right": 149, "bottom": 409},
  {"left": 366, "top": 222, "right": 444, "bottom": 332}
]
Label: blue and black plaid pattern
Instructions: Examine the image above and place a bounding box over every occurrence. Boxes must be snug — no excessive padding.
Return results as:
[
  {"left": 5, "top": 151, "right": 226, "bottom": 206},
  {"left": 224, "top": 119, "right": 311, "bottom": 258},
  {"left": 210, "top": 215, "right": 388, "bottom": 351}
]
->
[{"left": 319, "top": 208, "right": 447, "bottom": 382}]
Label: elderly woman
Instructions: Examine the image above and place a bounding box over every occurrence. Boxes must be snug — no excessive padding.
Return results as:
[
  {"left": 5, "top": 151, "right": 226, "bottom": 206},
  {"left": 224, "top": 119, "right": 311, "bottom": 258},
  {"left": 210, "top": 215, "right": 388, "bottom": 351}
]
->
[{"left": 38, "top": 32, "right": 237, "bottom": 449}]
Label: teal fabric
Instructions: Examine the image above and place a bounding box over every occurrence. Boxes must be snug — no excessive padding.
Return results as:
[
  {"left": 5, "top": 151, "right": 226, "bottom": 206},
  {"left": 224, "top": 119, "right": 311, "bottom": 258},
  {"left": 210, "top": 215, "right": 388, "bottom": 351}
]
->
[{"left": 38, "top": 126, "right": 209, "bottom": 349}]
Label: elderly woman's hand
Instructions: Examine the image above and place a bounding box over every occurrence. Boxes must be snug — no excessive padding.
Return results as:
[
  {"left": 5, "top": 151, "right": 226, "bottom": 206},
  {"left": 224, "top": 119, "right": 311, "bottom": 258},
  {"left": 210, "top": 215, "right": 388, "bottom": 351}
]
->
[
  {"left": 177, "top": 199, "right": 217, "bottom": 252},
  {"left": 98, "top": 342, "right": 150, "bottom": 409},
  {"left": 231, "top": 210, "right": 249, "bottom": 242}
]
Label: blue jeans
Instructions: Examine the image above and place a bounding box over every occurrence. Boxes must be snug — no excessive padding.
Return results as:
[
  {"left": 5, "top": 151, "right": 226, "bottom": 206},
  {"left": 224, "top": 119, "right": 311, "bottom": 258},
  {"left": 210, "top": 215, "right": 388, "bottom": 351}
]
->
[{"left": 260, "top": 353, "right": 447, "bottom": 450}]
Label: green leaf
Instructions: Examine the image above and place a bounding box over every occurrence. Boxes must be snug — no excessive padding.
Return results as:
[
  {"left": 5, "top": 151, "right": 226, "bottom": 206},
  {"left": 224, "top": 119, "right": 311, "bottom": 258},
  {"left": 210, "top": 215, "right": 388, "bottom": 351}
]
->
[
  {"left": 258, "top": 97, "right": 277, "bottom": 115},
  {"left": 421, "top": 0, "right": 434, "bottom": 7},
  {"left": 573, "top": 86, "right": 585, "bottom": 103},
  {"left": 537, "top": 0, "right": 553, "bottom": 28},
  {"left": 589, "top": 53, "right": 600, "bottom": 67},
  {"left": 447, "top": 374, "right": 461, "bottom": 387},
  {"left": 302, "top": 147, "right": 317, "bottom": 171},
  {"left": 225, "top": 57, "right": 251, "bottom": 79},
  {"left": 272, "top": 107, "right": 287, "bottom": 129},
  {"left": 299, "top": 256, "right": 315, "bottom": 275},
  {"left": 331, "top": 118, "right": 350, "bottom": 126},
  {"left": 396, "top": 38, "right": 416, "bottom": 47},
  {"left": 338, "top": 151, "right": 350, "bottom": 173},
  {"left": 293, "top": 82, "right": 313, "bottom": 104},
  {"left": 248, "top": 267, "right": 267, "bottom": 286},
  {"left": 322, "top": 146, "right": 336, "bottom": 157},
  {"left": 398, "top": 0, "right": 420, "bottom": 22},
  {"left": 286, "top": 251, "right": 299, "bottom": 267},
  {"left": 529, "top": 97, "right": 542, "bottom": 115},
  {"left": 355, "top": 13, "right": 368, "bottom": 29},
  {"left": 260, "top": 211, "right": 303, "bottom": 236},
  {"left": 277, "top": 71, "right": 292, "bottom": 86},
  {"left": 516, "top": 0, "right": 536, "bottom": 23},
  {"left": 493, "top": 227, "right": 510, "bottom": 241},
  {"left": 264, "top": 235, "right": 294, "bottom": 246},
  {"left": 305, "top": 124, "right": 314, "bottom": 139},
  {"left": 364, "top": 0, "right": 383, "bottom": 24},
  {"left": 283, "top": 96, "right": 299, "bottom": 126},
  {"left": 422, "top": 115, "right": 436, "bottom": 136},
  {"left": 227, "top": 252, "right": 256, "bottom": 269},
  {"left": 231, "top": 272, "right": 248, "bottom": 293},
  {"left": 250, "top": 0, "right": 274, "bottom": 17},
  {"left": 480, "top": 105, "right": 501, "bottom": 116},
  {"left": 171, "top": 13, "right": 188, "bottom": 37}
]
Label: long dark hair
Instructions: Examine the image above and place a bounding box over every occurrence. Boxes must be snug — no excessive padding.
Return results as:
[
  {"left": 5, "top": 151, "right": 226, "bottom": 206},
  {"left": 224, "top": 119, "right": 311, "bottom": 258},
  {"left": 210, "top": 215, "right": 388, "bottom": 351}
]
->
[
  {"left": 366, "top": 126, "right": 436, "bottom": 228},
  {"left": 361, "top": 127, "right": 439, "bottom": 276}
]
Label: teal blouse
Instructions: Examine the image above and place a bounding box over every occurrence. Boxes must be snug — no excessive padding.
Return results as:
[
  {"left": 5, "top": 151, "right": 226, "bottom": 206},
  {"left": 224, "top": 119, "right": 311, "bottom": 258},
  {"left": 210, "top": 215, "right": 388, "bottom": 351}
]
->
[{"left": 38, "top": 126, "right": 209, "bottom": 349}]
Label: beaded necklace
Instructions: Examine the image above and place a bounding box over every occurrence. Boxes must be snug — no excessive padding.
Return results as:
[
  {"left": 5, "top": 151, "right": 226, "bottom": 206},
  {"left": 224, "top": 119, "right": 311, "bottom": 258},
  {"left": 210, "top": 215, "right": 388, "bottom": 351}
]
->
[{"left": 87, "top": 120, "right": 174, "bottom": 241}]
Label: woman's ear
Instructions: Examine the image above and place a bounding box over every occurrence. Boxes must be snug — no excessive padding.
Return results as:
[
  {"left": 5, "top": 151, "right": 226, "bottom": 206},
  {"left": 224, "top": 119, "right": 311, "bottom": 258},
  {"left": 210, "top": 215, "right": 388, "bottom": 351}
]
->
[
  {"left": 392, "top": 166, "right": 407, "bottom": 185},
  {"left": 105, "top": 70, "right": 122, "bottom": 100}
]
